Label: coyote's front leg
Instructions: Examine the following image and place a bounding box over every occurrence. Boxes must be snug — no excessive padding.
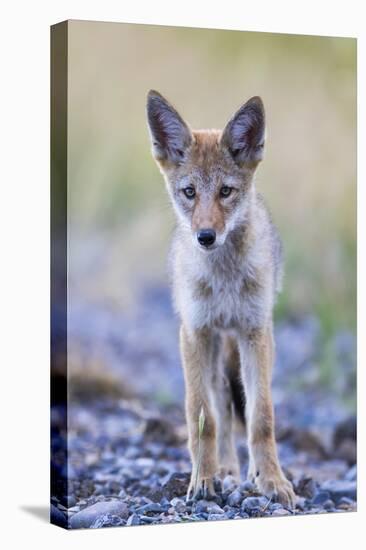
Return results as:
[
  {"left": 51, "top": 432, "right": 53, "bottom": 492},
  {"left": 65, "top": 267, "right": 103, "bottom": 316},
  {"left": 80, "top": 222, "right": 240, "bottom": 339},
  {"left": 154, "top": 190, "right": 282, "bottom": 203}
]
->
[
  {"left": 239, "top": 326, "right": 296, "bottom": 508},
  {"left": 180, "top": 325, "right": 218, "bottom": 500}
]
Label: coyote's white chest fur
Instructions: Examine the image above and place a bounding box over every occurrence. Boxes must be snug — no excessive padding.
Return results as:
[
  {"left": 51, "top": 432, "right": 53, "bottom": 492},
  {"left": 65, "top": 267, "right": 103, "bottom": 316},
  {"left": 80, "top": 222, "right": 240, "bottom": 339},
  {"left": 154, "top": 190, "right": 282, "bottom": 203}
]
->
[{"left": 172, "top": 226, "right": 274, "bottom": 334}]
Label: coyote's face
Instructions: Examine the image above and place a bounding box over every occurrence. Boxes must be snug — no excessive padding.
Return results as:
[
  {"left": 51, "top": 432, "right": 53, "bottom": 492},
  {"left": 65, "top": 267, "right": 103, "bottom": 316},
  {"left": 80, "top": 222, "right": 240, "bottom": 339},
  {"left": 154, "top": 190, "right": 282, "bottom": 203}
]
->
[{"left": 146, "top": 91, "right": 265, "bottom": 251}]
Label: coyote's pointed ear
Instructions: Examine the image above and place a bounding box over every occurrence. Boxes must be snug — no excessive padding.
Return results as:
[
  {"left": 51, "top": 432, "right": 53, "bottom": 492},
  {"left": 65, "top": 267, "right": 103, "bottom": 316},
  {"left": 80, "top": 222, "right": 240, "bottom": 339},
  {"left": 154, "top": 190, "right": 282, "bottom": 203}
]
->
[
  {"left": 221, "top": 96, "right": 265, "bottom": 167},
  {"left": 146, "top": 90, "right": 193, "bottom": 165}
]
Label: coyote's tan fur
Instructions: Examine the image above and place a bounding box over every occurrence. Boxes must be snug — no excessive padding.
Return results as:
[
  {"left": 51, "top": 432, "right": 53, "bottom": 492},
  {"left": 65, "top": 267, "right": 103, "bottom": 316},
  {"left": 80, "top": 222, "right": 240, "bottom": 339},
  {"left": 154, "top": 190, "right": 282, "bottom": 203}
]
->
[{"left": 146, "top": 90, "right": 296, "bottom": 507}]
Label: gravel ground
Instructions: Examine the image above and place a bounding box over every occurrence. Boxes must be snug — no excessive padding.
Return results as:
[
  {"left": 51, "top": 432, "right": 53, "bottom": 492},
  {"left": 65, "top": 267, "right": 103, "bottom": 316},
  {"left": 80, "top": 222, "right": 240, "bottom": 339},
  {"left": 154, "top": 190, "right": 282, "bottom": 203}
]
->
[
  {"left": 51, "top": 398, "right": 356, "bottom": 529},
  {"left": 51, "top": 286, "right": 356, "bottom": 529}
]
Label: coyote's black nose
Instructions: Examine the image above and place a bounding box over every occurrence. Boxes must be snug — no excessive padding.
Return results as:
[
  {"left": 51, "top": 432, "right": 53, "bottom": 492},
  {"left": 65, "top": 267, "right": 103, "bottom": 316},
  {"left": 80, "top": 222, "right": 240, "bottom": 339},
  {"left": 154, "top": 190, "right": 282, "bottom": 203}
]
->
[{"left": 197, "top": 228, "right": 216, "bottom": 247}]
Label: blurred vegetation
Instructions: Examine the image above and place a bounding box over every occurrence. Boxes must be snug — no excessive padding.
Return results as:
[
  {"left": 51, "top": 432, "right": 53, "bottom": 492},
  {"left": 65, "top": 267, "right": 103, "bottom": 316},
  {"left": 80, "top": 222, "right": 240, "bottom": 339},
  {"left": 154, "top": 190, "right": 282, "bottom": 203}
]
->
[{"left": 67, "top": 21, "right": 356, "bottom": 341}]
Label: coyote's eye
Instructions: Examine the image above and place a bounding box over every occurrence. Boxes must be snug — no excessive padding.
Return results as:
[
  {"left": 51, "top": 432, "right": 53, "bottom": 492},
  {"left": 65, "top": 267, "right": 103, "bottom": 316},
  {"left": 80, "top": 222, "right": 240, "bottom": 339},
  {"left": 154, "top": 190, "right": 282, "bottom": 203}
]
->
[
  {"left": 220, "top": 186, "right": 232, "bottom": 198},
  {"left": 183, "top": 186, "right": 196, "bottom": 199}
]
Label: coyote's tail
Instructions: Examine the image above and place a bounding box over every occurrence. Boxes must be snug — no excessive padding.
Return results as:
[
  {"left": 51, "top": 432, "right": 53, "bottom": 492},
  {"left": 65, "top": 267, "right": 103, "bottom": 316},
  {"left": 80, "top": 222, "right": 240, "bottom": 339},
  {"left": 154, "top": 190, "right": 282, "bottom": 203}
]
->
[
  {"left": 228, "top": 368, "right": 246, "bottom": 424},
  {"left": 223, "top": 335, "right": 246, "bottom": 424}
]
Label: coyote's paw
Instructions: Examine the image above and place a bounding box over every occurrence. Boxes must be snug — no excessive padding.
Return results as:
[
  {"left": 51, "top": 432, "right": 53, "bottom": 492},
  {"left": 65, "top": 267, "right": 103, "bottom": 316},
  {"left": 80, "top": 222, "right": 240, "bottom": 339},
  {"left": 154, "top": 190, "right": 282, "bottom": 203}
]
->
[
  {"left": 186, "top": 475, "right": 217, "bottom": 501},
  {"left": 256, "top": 471, "right": 296, "bottom": 509}
]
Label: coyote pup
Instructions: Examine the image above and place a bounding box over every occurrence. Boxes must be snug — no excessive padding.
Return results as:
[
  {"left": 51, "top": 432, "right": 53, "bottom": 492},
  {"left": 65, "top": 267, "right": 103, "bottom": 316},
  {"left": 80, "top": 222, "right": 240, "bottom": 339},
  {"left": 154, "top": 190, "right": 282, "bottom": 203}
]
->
[{"left": 146, "top": 90, "right": 295, "bottom": 507}]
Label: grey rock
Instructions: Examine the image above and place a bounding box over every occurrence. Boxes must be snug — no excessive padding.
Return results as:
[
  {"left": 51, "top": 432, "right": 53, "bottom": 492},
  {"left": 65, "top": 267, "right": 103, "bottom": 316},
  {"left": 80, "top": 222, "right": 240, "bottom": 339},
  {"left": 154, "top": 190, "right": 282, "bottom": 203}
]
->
[
  {"left": 101, "top": 450, "right": 114, "bottom": 463},
  {"left": 192, "top": 500, "right": 207, "bottom": 514},
  {"left": 126, "top": 513, "right": 141, "bottom": 526},
  {"left": 295, "top": 497, "right": 306, "bottom": 511},
  {"left": 135, "top": 502, "right": 162, "bottom": 514},
  {"left": 208, "top": 513, "right": 225, "bottom": 521},
  {"left": 138, "top": 496, "right": 152, "bottom": 505},
  {"left": 311, "top": 491, "right": 331, "bottom": 505},
  {"left": 90, "top": 514, "right": 125, "bottom": 528},
  {"left": 57, "top": 503, "right": 68, "bottom": 512},
  {"left": 161, "top": 515, "right": 179, "bottom": 524},
  {"left": 338, "top": 496, "right": 354, "bottom": 506},
  {"left": 189, "top": 514, "right": 204, "bottom": 522},
  {"left": 227, "top": 489, "right": 243, "bottom": 507},
  {"left": 310, "top": 506, "right": 322, "bottom": 514},
  {"left": 295, "top": 476, "right": 317, "bottom": 499},
  {"left": 337, "top": 497, "right": 356, "bottom": 510},
  {"left": 208, "top": 502, "right": 224, "bottom": 514},
  {"left": 135, "top": 457, "right": 155, "bottom": 469},
  {"left": 67, "top": 466, "right": 78, "bottom": 480},
  {"left": 240, "top": 480, "right": 256, "bottom": 493},
  {"left": 272, "top": 508, "right": 291, "bottom": 516},
  {"left": 124, "top": 446, "right": 140, "bottom": 459},
  {"left": 65, "top": 496, "right": 77, "bottom": 508},
  {"left": 50, "top": 504, "right": 67, "bottom": 528},
  {"left": 93, "top": 485, "right": 105, "bottom": 496},
  {"left": 345, "top": 465, "right": 357, "bottom": 482},
  {"left": 67, "top": 506, "right": 80, "bottom": 513},
  {"left": 194, "top": 500, "right": 224, "bottom": 514},
  {"left": 170, "top": 497, "right": 186, "bottom": 513},
  {"left": 321, "top": 480, "right": 357, "bottom": 504},
  {"left": 323, "top": 499, "right": 335, "bottom": 510},
  {"left": 70, "top": 500, "right": 129, "bottom": 529},
  {"left": 140, "top": 515, "right": 161, "bottom": 523},
  {"left": 241, "top": 496, "right": 267, "bottom": 513},
  {"left": 271, "top": 502, "right": 284, "bottom": 510}
]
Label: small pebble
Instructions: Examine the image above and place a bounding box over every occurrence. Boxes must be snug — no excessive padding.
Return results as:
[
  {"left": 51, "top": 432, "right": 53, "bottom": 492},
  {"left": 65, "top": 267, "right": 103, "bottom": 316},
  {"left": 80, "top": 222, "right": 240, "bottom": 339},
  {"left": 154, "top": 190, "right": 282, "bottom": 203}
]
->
[
  {"left": 227, "top": 489, "right": 243, "bottom": 507},
  {"left": 65, "top": 496, "right": 77, "bottom": 508},
  {"left": 272, "top": 508, "right": 291, "bottom": 517},
  {"left": 50, "top": 504, "right": 67, "bottom": 527},
  {"left": 170, "top": 497, "right": 186, "bottom": 513},
  {"left": 240, "top": 480, "right": 256, "bottom": 493},
  {"left": 67, "top": 506, "right": 80, "bottom": 513},
  {"left": 311, "top": 491, "right": 331, "bottom": 505},
  {"left": 194, "top": 500, "right": 224, "bottom": 514},
  {"left": 321, "top": 480, "right": 356, "bottom": 504},
  {"left": 208, "top": 513, "right": 225, "bottom": 521},
  {"left": 323, "top": 499, "right": 335, "bottom": 510},
  {"left": 135, "top": 502, "right": 162, "bottom": 514},
  {"left": 241, "top": 496, "right": 267, "bottom": 513},
  {"left": 140, "top": 515, "right": 157, "bottom": 524},
  {"left": 90, "top": 514, "right": 125, "bottom": 528},
  {"left": 345, "top": 465, "right": 357, "bottom": 482},
  {"left": 126, "top": 514, "right": 140, "bottom": 526}
]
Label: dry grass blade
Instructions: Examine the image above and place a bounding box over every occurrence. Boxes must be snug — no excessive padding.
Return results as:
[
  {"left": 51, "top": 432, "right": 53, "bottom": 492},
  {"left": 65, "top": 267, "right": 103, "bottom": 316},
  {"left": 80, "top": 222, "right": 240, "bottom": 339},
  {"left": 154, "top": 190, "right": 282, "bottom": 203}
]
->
[{"left": 261, "top": 495, "right": 273, "bottom": 512}]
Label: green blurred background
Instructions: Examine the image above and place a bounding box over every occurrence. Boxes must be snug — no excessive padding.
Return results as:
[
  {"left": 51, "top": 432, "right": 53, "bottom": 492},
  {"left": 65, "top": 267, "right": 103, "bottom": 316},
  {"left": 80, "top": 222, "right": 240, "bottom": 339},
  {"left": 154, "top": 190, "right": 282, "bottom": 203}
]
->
[{"left": 67, "top": 21, "right": 356, "bottom": 386}]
